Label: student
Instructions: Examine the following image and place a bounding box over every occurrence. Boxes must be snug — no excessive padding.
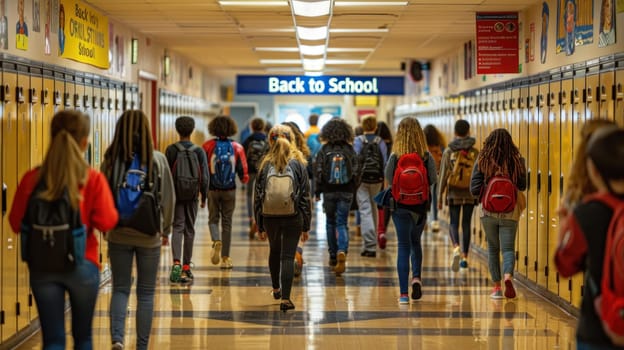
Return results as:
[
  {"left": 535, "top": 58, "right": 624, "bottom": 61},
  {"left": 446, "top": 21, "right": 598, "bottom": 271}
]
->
[
  {"left": 315, "top": 118, "right": 360, "bottom": 274},
  {"left": 555, "top": 126, "right": 624, "bottom": 349},
  {"left": 165, "top": 116, "right": 209, "bottom": 283},
  {"left": 470, "top": 128, "right": 526, "bottom": 300},
  {"left": 376, "top": 121, "right": 393, "bottom": 243},
  {"left": 254, "top": 124, "right": 311, "bottom": 312},
  {"left": 423, "top": 124, "right": 446, "bottom": 233},
  {"left": 242, "top": 117, "right": 268, "bottom": 239},
  {"left": 354, "top": 115, "right": 388, "bottom": 252},
  {"left": 202, "top": 115, "right": 249, "bottom": 269},
  {"left": 438, "top": 119, "right": 478, "bottom": 270},
  {"left": 102, "top": 110, "right": 175, "bottom": 350},
  {"left": 385, "top": 117, "right": 437, "bottom": 304},
  {"left": 9, "top": 110, "right": 118, "bottom": 349}
]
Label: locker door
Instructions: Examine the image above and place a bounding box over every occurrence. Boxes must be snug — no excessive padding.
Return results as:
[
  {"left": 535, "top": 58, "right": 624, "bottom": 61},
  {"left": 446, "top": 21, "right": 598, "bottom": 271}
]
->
[
  {"left": 598, "top": 67, "right": 615, "bottom": 120},
  {"left": 0, "top": 71, "right": 16, "bottom": 342},
  {"left": 585, "top": 68, "right": 599, "bottom": 120},
  {"left": 559, "top": 73, "right": 574, "bottom": 303},
  {"left": 518, "top": 86, "right": 530, "bottom": 278},
  {"left": 41, "top": 70, "right": 55, "bottom": 155},
  {"left": 526, "top": 84, "right": 539, "bottom": 283},
  {"left": 547, "top": 78, "right": 561, "bottom": 296},
  {"left": 617, "top": 63, "right": 624, "bottom": 127},
  {"left": 53, "top": 72, "right": 64, "bottom": 115},
  {"left": 116, "top": 83, "right": 124, "bottom": 117},
  {"left": 571, "top": 71, "right": 586, "bottom": 308},
  {"left": 91, "top": 79, "right": 102, "bottom": 170},
  {"left": 64, "top": 75, "right": 75, "bottom": 112},
  {"left": 536, "top": 81, "right": 550, "bottom": 290}
]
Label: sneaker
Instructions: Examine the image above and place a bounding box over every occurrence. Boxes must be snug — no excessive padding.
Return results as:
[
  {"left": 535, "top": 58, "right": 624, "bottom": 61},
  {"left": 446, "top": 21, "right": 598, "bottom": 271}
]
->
[
  {"left": 329, "top": 256, "right": 337, "bottom": 267},
  {"left": 220, "top": 257, "right": 233, "bottom": 269},
  {"left": 294, "top": 252, "right": 303, "bottom": 277},
  {"left": 459, "top": 259, "right": 468, "bottom": 269},
  {"left": 211, "top": 241, "right": 222, "bottom": 265},
  {"left": 112, "top": 342, "right": 124, "bottom": 350},
  {"left": 334, "top": 251, "right": 346, "bottom": 275},
  {"left": 431, "top": 220, "right": 440, "bottom": 232},
  {"left": 181, "top": 265, "right": 193, "bottom": 282},
  {"left": 398, "top": 295, "right": 410, "bottom": 304},
  {"left": 411, "top": 279, "right": 422, "bottom": 300},
  {"left": 490, "top": 287, "right": 504, "bottom": 299},
  {"left": 451, "top": 246, "right": 460, "bottom": 272},
  {"left": 169, "top": 264, "right": 182, "bottom": 283},
  {"left": 504, "top": 279, "right": 517, "bottom": 299},
  {"left": 378, "top": 233, "right": 387, "bottom": 250}
]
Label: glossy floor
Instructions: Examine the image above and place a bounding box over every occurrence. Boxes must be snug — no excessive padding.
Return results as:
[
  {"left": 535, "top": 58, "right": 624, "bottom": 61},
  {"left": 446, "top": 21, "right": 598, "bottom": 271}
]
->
[{"left": 17, "top": 190, "right": 578, "bottom": 349}]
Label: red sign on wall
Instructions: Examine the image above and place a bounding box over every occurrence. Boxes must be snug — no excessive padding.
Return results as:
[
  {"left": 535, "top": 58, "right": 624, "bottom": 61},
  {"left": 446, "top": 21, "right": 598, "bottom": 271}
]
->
[{"left": 476, "top": 12, "right": 519, "bottom": 74}]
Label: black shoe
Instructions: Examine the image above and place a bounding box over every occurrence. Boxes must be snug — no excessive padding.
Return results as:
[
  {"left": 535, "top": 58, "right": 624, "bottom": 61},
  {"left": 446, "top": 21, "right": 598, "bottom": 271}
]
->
[
  {"left": 411, "top": 280, "right": 422, "bottom": 300},
  {"left": 280, "top": 300, "right": 295, "bottom": 312},
  {"left": 329, "top": 257, "right": 337, "bottom": 267},
  {"left": 272, "top": 290, "right": 282, "bottom": 300},
  {"left": 360, "top": 251, "right": 376, "bottom": 258}
]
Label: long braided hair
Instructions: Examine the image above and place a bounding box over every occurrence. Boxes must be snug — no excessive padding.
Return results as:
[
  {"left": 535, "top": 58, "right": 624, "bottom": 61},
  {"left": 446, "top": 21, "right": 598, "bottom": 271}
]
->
[
  {"left": 392, "top": 117, "right": 427, "bottom": 158},
  {"left": 478, "top": 128, "right": 524, "bottom": 183},
  {"left": 103, "top": 110, "right": 154, "bottom": 185}
]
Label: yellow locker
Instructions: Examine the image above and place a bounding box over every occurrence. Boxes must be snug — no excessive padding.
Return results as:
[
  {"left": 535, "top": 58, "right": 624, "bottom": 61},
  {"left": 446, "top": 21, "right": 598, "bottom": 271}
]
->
[
  {"left": 91, "top": 77, "right": 102, "bottom": 170},
  {"left": 559, "top": 71, "right": 574, "bottom": 303},
  {"left": 585, "top": 65, "right": 599, "bottom": 120},
  {"left": 16, "top": 64, "right": 31, "bottom": 332},
  {"left": 598, "top": 66, "right": 615, "bottom": 121},
  {"left": 617, "top": 60, "right": 624, "bottom": 126},
  {"left": 547, "top": 75, "right": 562, "bottom": 296},
  {"left": 526, "top": 83, "right": 539, "bottom": 283},
  {"left": 517, "top": 85, "right": 530, "bottom": 277},
  {"left": 64, "top": 74, "right": 75, "bottom": 112},
  {"left": 53, "top": 71, "right": 64, "bottom": 115},
  {"left": 41, "top": 69, "right": 55, "bottom": 156},
  {"left": 536, "top": 80, "right": 550, "bottom": 289}
]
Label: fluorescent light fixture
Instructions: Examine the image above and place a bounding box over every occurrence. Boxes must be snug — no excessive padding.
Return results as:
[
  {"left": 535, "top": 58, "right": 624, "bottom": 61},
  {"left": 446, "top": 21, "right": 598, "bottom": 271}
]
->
[
  {"left": 303, "top": 58, "right": 325, "bottom": 71},
  {"left": 334, "top": 1, "right": 407, "bottom": 6},
  {"left": 259, "top": 59, "right": 301, "bottom": 64},
  {"left": 292, "top": 0, "right": 331, "bottom": 17},
  {"left": 131, "top": 38, "right": 139, "bottom": 64},
  {"left": 325, "top": 59, "right": 365, "bottom": 64},
  {"left": 299, "top": 44, "right": 326, "bottom": 56},
  {"left": 305, "top": 71, "right": 324, "bottom": 77},
  {"left": 330, "top": 28, "right": 389, "bottom": 33},
  {"left": 254, "top": 47, "right": 299, "bottom": 52},
  {"left": 219, "top": 1, "right": 288, "bottom": 6},
  {"left": 296, "top": 26, "right": 328, "bottom": 41},
  {"left": 327, "top": 47, "right": 374, "bottom": 52}
]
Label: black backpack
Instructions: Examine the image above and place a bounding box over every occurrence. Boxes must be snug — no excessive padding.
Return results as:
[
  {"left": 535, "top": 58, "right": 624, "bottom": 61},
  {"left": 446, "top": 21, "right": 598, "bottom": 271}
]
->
[
  {"left": 172, "top": 143, "right": 202, "bottom": 201},
  {"left": 246, "top": 138, "right": 269, "bottom": 173},
  {"left": 358, "top": 135, "right": 384, "bottom": 183},
  {"left": 322, "top": 144, "right": 354, "bottom": 185},
  {"left": 20, "top": 181, "right": 86, "bottom": 273}
]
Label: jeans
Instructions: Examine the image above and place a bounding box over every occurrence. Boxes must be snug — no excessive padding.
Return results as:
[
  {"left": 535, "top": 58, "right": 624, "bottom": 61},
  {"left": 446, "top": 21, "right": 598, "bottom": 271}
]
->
[
  {"left": 323, "top": 192, "right": 353, "bottom": 257},
  {"left": 357, "top": 182, "right": 382, "bottom": 252},
  {"left": 449, "top": 204, "right": 475, "bottom": 255},
  {"left": 392, "top": 208, "right": 426, "bottom": 294},
  {"left": 576, "top": 342, "right": 620, "bottom": 350},
  {"left": 246, "top": 173, "right": 257, "bottom": 220},
  {"left": 30, "top": 261, "right": 100, "bottom": 350},
  {"left": 208, "top": 190, "right": 236, "bottom": 257},
  {"left": 171, "top": 201, "right": 199, "bottom": 266},
  {"left": 481, "top": 215, "right": 518, "bottom": 282},
  {"left": 109, "top": 242, "right": 161, "bottom": 350},
  {"left": 264, "top": 215, "right": 303, "bottom": 300}
]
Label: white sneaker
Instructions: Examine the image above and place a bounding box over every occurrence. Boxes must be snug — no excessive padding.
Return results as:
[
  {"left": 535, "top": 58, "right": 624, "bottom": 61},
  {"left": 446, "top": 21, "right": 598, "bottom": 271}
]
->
[
  {"left": 451, "top": 246, "right": 460, "bottom": 272},
  {"left": 431, "top": 220, "right": 440, "bottom": 232},
  {"left": 211, "top": 241, "right": 222, "bottom": 265}
]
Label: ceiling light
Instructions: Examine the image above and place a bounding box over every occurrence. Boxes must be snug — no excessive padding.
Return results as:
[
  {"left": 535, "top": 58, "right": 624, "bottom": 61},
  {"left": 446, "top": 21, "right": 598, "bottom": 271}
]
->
[
  {"left": 255, "top": 47, "right": 299, "bottom": 52},
  {"left": 296, "top": 26, "right": 328, "bottom": 41},
  {"left": 303, "top": 58, "right": 325, "bottom": 71},
  {"left": 334, "top": 1, "right": 407, "bottom": 6},
  {"left": 260, "top": 59, "right": 302, "bottom": 64},
  {"left": 292, "top": 0, "right": 331, "bottom": 17},
  {"left": 299, "top": 44, "right": 326, "bottom": 56},
  {"left": 305, "top": 71, "right": 324, "bottom": 77},
  {"left": 327, "top": 47, "right": 374, "bottom": 52},
  {"left": 325, "top": 59, "right": 365, "bottom": 64},
  {"left": 218, "top": 1, "right": 288, "bottom": 6},
  {"left": 330, "top": 28, "right": 389, "bottom": 33}
]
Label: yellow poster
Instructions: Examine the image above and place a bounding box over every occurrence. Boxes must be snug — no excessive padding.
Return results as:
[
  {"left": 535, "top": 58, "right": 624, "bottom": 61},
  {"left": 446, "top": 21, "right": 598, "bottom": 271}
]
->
[{"left": 59, "top": 0, "right": 109, "bottom": 69}]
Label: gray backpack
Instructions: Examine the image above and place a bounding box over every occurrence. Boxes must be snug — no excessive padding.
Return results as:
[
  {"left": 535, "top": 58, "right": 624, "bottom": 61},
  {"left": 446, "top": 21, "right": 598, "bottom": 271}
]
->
[{"left": 262, "top": 163, "right": 297, "bottom": 216}]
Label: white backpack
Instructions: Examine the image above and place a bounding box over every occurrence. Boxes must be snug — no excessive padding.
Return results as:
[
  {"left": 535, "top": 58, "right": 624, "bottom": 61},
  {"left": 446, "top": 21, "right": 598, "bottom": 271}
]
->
[{"left": 262, "top": 164, "right": 297, "bottom": 216}]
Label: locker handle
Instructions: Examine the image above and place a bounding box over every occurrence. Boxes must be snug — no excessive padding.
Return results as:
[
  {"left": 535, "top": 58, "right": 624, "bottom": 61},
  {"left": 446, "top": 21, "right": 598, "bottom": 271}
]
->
[
  {"left": 600, "top": 85, "right": 607, "bottom": 101},
  {"left": 548, "top": 172, "right": 552, "bottom": 195},
  {"left": 560, "top": 90, "right": 567, "bottom": 105},
  {"left": 16, "top": 87, "right": 24, "bottom": 104},
  {"left": 2, "top": 183, "right": 6, "bottom": 216},
  {"left": 615, "top": 83, "right": 623, "bottom": 100},
  {"left": 527, "top": 170, "right": 531, "bottom": 190},
  {"left": 42, "top": 89, "right": 49, "bottom": 105},
  {"left": 537, "top": 171, "right": 542, "bottom": 193},
  {"left": 560, "top": 174, "right": 564, "bottom": 194},
  {"left": 573, "top": 89, "right": 580, "bottom": 104},
  {"left": 29, "top": 88, "right": 37, "bottom": 104}
]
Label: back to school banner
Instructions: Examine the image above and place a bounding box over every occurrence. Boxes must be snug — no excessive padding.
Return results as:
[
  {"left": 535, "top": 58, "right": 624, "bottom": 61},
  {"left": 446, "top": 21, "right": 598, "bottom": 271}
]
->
[
  {"left": 59, "top": 0, "right": 109, "bottom": 68},
  {"left": 476, "top": 12, "right": 519, "bottom": 74}
]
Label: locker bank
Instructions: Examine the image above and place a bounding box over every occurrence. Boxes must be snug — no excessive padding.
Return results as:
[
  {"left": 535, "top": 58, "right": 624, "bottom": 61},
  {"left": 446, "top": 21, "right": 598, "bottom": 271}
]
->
[{"left": 0, "top": 0, "right": 622, "bottom": 349}]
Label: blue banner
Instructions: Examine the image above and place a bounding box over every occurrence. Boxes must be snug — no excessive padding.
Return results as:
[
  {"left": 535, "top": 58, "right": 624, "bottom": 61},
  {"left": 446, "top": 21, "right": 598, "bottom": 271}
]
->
[{"left": 236, "top": 75, "right": 404, "bottom": 95}]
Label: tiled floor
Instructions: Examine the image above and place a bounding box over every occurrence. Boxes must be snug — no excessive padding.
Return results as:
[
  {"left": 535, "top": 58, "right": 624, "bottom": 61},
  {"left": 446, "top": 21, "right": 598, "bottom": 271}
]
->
[{"left": 17, "top": 189, "right": 578, "bottom": 349}]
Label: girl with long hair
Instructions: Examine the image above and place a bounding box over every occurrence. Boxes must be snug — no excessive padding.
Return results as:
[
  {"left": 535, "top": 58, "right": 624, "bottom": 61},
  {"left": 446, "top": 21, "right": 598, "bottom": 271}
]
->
[
  {"left": 376, "top": 120, "right": 394, "bottom": 245},
  {"left": 102, "top": 110, "right": 175, "bottom": 350},
  {"left": 9, "top": 110, "right": 118, "bottom": 349},
  {"left": 470, "top": 128, "right": 527, "bottom": 299},
  {"left": 385, "top": 117, "right": 437, "bottom": 304},
  {"left": 254, "top": 124, "right": 311, "bottom": 312}
]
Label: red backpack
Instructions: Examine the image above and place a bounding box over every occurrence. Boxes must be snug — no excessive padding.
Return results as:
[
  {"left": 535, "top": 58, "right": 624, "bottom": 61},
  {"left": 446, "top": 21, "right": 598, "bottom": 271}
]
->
[
  {"left": 481, "top": 175, "right": 517, "bottom": 213},
  {"left": 391, "top": 153, "right": 429, "bottom": 205}
]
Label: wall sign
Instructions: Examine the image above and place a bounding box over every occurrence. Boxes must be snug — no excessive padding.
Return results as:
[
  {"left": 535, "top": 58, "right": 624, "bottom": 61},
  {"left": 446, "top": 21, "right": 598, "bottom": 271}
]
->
[
  {"left": 59, "top": 0, "right": 109, "bottom": 68},
  {"left": 476, "top": 12, "right": 519, "bottom": 74},
  {"left": 237, "top": 75, "right": 404, "bottom": 95}
]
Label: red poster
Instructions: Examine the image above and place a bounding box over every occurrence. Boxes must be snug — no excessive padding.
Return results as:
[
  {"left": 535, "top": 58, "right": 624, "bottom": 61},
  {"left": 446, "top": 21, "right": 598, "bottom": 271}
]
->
[{"left": 476, "top": 12, "right": 519, "bottom": 74}]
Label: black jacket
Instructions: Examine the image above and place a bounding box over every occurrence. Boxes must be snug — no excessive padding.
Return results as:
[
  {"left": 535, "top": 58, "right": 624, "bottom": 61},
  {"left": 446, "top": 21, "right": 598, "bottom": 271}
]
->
[{"left": 314, "top": 142, "right": 361, "bottom": 198}]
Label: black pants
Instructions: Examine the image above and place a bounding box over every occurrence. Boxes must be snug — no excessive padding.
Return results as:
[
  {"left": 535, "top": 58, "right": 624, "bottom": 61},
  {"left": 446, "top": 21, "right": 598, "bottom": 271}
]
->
[
  {"left": 264, "top": 214, "right": 303, "bottom": 300},
  {"left": 171, "top": 201, "right": 199, "bottom": 265}
]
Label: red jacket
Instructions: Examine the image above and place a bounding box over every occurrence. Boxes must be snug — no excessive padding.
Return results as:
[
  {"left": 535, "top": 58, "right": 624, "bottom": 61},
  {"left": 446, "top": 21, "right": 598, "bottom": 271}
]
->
[
  {"left": 202, "top": 138, "right": 249, "bottom": 189},
  {"left": 9, "top": 168, "right": 118, "bottom": 269}
]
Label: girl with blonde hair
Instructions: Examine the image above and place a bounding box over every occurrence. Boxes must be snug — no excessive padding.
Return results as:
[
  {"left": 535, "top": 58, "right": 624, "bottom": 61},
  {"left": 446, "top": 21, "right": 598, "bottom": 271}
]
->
[
  {"left": 254, "top": 124, "right": 311, "bottom": 312},
  {"left": 385, "top": 117, "right": 437, "bottom": 304}
]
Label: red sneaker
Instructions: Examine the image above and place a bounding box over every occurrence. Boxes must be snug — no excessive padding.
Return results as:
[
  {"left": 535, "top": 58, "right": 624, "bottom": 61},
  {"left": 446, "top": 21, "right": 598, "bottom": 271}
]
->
[
  {"left": 378, "top": 233, "right": 387, "bottom": 250},
  {"left": 504, "top": 279, "right": 516, "bottom": 299}
]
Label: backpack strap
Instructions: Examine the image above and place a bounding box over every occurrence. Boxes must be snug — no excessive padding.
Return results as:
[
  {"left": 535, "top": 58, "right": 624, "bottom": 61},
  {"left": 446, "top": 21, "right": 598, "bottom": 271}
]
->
[{"left": 174, "top": 142, "right": 185, "bottom": 152}]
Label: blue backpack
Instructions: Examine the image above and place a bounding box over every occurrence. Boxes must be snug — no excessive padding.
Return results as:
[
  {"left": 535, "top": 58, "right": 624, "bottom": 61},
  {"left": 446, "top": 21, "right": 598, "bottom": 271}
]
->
[
  {"left": 210, "top": 139, "right": 236, "bottom": 189},
  {"left": 323, "top": 148, "right": 353, "bottom": 185}
]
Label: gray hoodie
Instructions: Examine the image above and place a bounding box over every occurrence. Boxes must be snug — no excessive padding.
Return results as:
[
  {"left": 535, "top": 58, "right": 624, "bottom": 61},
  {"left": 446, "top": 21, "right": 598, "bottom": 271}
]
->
[{"left": 438, "top": 137, "right": 479, "bottom": 205}]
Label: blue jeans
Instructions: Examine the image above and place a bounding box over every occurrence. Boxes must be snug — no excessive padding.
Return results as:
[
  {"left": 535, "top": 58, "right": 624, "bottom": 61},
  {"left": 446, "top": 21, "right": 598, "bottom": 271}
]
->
[
  {"left": 109, "top": 243, "right": 161, "bottom": 350},
  {"left": 449, "top": 204, "right": 475, "bottom": 255},
  {"left": 323, "top": 192, "right": 353, "bottom": 257},
  {"left": 577, "top": 341, "right": 619, "bottom": 350},
  {"left": 392, "top": 208, "right": 426, "bottom": 294},
  {"left": 481, "top": 215, "right": 518, "bottom": 282},
  {"left": 30, "top": 261, "right": 100, "bottom": 350}
]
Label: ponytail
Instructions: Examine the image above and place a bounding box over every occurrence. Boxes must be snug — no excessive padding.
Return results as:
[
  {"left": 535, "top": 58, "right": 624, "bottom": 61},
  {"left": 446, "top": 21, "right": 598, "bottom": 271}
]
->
[{"left": 259, "top": 124, "right": 307, "bottom": 173}]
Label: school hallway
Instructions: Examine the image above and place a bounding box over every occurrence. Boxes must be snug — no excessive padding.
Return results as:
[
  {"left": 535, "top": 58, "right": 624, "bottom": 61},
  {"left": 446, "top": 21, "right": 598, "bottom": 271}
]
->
[{"left": 15, "top": 189, "right": 578, "bottom": 350}]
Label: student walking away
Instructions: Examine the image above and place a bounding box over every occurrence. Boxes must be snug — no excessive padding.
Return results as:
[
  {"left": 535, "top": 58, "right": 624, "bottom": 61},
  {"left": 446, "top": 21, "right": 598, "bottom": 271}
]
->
[
  {"left": 254, "top": 124, "right": 311, "bottom": 312},
  {"left": 375, "top": 121, "right": 393, "bottom": 242},
  {"left": 165, "top": 116, "right": 209, "bottom": 283},
  {"left": 438, "top": 119, "right": 478, "bottom": 271},
  {"left": 9, "top": 110, "right": 118, "bottom": 349},
  {"left": 315, "top": 117, "right": 360, "bottom": 275},
  {"left": 102, "top": 110, "right": 175, "bottom": 350},
  {"left": 354, "top": 115, "right": 388, "bottom": 253},
  {"left": 555, "top": 126, "right": 624, "bottom": 349},
  {"left": 242, "top": 117, "right": 269, "bottom": 239},
  {"left": 203, "top": 115, "right": 249, "bottom": 269},
  {"left": 470, "top": 128, "right": 526, "bottom": 300},
  {"left": 423, "top": 124, "right": 446, "bottom": 233},
  {"left": 385, "top": 117, "right": 437, "bottom": 304}
]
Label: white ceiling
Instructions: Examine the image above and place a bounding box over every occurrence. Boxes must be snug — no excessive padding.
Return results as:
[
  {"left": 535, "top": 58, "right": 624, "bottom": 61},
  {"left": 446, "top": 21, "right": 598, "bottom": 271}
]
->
[{"left": 85, "top": 0, "right": 541, "bottom": 77}]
